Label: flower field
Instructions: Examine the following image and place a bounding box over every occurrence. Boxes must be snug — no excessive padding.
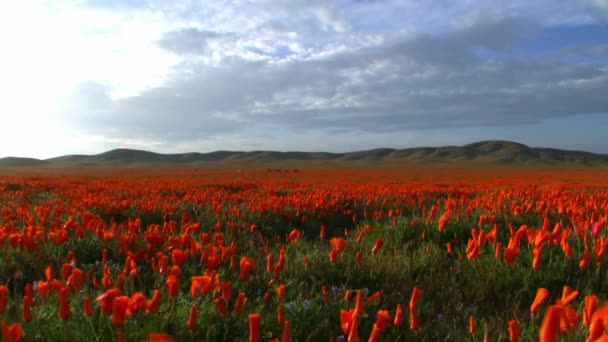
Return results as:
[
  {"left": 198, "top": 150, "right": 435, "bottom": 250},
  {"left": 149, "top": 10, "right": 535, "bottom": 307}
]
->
[{"left": 1, "top": 168, "right": 608, "bottom": 341}]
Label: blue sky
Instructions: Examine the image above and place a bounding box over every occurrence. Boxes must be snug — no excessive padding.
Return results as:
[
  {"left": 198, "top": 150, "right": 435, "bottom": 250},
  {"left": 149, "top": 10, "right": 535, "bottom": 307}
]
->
[{"left": 0, "top": 0, "right": 607, "bottom": 158}]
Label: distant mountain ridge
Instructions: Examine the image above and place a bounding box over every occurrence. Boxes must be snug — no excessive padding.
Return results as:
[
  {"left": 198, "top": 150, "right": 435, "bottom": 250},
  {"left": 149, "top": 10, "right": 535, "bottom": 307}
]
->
[{"left": 2, "top": 141, "right": 608, "bottom": 167}]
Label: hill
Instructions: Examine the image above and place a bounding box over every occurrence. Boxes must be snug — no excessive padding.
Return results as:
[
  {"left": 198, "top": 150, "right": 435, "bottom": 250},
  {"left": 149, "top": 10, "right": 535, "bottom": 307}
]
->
[{"left": 2, "top": 141, "right": 608, "bottom": 168}]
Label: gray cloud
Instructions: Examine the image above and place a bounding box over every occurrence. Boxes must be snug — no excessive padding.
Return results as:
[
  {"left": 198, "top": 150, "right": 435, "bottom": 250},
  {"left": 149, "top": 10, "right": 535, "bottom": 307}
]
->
[{"left": 53, "top": 1, "right": 608, "bottom": 151}]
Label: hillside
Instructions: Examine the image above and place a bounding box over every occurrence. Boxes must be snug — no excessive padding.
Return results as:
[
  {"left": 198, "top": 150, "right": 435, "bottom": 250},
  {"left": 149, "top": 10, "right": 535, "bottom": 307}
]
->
[{"left": 2, "top": 141, "right": 608, "bottom": 168}]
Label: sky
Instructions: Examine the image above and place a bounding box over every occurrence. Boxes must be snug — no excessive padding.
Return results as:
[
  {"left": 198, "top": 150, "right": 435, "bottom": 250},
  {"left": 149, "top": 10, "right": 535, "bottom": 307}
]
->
[{"left": 1, "top": 0, "right": 607, "bottom": 158}]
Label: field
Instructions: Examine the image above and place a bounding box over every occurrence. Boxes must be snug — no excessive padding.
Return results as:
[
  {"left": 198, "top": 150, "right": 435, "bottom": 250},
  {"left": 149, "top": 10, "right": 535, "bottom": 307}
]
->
[{"left": 1, "top": 167, "right": 608, "bottom": 341}]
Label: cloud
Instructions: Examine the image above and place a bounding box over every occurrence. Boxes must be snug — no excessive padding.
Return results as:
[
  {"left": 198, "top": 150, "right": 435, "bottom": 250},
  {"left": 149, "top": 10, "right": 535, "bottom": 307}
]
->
[{"left": 18, "top": 0, "right": 608, "bottom": 155}]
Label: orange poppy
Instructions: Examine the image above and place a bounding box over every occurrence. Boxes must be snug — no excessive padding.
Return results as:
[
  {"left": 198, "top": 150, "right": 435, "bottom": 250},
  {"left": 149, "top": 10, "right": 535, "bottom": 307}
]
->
[
  {"left": 1, "top": 321, "right": 23, "bottom": 342},
  {"left": 249, "top": 313, "right": 261, "bottom": 342},
  {"left": 234, "top": 292, "right": 247, "bottom": 315},
  {"left": 148, "top": 333, "right": 176, "bottom": 342},
  {"left": 277, "top": 305, "right": 285, "bottom": 324},
  {"left": 281, "top": 321, "right": 291, "bottom": 342},
  {"left": 97, "top": 288, "right": 121, "bottom": 315},
  {"left": 469, "top": 315, "right": 476, "bottom": 334},
  {"left": 371, "top": 238, "right": 384, "bottom": 254},
  {"left": 112, "top": 296, "right": 129, "bottom": 327},
  {"left": 188, "top": 305, "right": 198, "bottom": 330},
  {"left": 530, "top": 288, "right": 550, "bottom": 315},
  {"left": 58, "top": 287, "right": 72, "bottom": 321},
  {"left": 394, "top": 304, "right": 404, "bottom": 327},
  {"left": 276, "top": 284, "right": 287, "bottom": 301},
  {"left": 146, "top": 290, "right": 162, "bottom": 314},
  {"left": 508, "top": 320, "right": 520, "bottom": 342},
  {"left": 83, "top": 297, "right": 94, "bottom": 317},
  {"left": 214, "top": 297, "right": 227, "bottom": 315},
  {"left": 166, "top": 275, "right": 179, "bottom": 298},
  {"left": 540, "top": 305, "right": 563, "bottom": 342},
  {"left": 0, "top": 286, "right": 7, "bottom": 314}
]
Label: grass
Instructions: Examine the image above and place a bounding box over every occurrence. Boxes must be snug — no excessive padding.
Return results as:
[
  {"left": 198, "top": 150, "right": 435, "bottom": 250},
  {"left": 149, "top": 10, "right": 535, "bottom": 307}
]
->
[{"left": 0, "top": 172, "right": 607, "bottom": 341}]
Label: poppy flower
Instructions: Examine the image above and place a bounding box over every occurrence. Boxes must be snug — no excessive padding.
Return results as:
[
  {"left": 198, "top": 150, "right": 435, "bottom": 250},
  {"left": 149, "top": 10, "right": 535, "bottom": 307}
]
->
[
  {"left": 83, "top": 297, "right": 94, "bottom": 317},
  {"left": 281, "top": 321, "right": 291, "bottom": 342},
  {"left": 58, "top": 287, "right": 72, "bottom": 320},
  {"left": 508, "top": 320, "right": 520, "bottom": 342},
  {"left": 469, "top": 315, "right": 476, "bottom": 334},
  {"left": 148, "top": 333, "right": 176, "bottom": 342},
  {"left": 530, "top": 288, "right": 549, "bottom": 315},
  {"left": 166, "top": 275, "right": 179, "bottom": 298},
  {"left": 266, "top": 253, "right": 274, "bottom": 274},
  {"left": 97, "top": 288, "right": 121, "bottom": 315},
  {"left": 221, "top": 281, "right": 232, "bottom": 301},
  {"left": 188, "top": 305, "right": 198, "bottom": 330},
  {"left": 234, "top": 292, "right": 247, "bottom": 315},
  {"left": 540, "top": 305, "right": 563, "bottom": 342},
  {"left": 409, "top": 287, "right": 423, "bottom": 331},
  {"left": 249, "top": 313, "right": 261, "bottom": 342},
  {"left": 583, "top": 295, "right": 599, "bottom": 326},
  {"left": 147, "top": 290, "right": 162, "bottom": 314},
  {"left": 276, "top": 284, "right": 287, "bottom": 301},
  {"left": 128, "top": 292, "right": 147, "bottom": 314},
  {"left": 239, "top": 257, "right": 256, "bottom": 282},
  {"left": 22, "top": 296, "right": 32, "bottom": 322},
  {"left": 394, "top": 304, "right": 404, "bottom": 327},
  {"left": 0, "top": 286, "right": 7, "bottom": 314},
  {"left": 214, "top": 297, "right": 227, "bottom": 315},
  {"left": 67, "top": 268, "right": 84, "bottom": 291},
  {"left": 371, "top": 238, "right": 384, "bottom": 254},
  {"left": 354, "top": 290, "right": 364, "bottom": 317},
  {"left": 1, "top": 321, "right": 22, "bottom": 342},
  {"left": 112, "top": 296, "right": 130, "bottom": 327},
  {"left": 277, "top": 306, "right": 285, "bottom": 324}
]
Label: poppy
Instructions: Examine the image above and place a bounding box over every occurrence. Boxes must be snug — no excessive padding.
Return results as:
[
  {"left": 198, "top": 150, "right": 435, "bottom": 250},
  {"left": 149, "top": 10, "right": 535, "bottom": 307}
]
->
[
  {"left": 277, "top": 306, "right": 285, "bottom": 324},
  {"left": 58, "top": 287, "right": 72, "bottom": 320},
  {"left": 67, "top": 268, "right": 84, "bottom": 291},
  {"left": 266, "top": 253, "right": 274, "bottom": 274},
  {"left": 214, "top": 297, "right": 227, "bottom": 315},
  {"left": 508, "top": 320, "right": 520, "bottom": 342},
  {"left": 354, "top": 290, "right": 364, "bottom": 317},
  {"left": 348, "top": 315, "right": 359, "bottom": 342},
  {"left": 221, "top": 281, "right": 232, "bottom": 301},
  {"left": 0, "top": 286, "right": 7, "bottom": 314},
  {"left": 530, "top": 288, "right": 549, "bottom": 315},
  {"left": 277, "top": 284, "right": 287, "bottom": 301},
  {"left": 469, "top": 315, "right": 476, "bottom": 334},
  {"left": 409, "top": 287, "right": 423, "bottom": 331},
  {"left": 112, "top": 296, "right": 129, "bottom": 327},
  {"left": 249, "top": 313, "right": 261, "bottom": 342},
  {"left": 394, "top": 304, "right": 404, "bottom": 327},
  {"left": 540, "top": 305, "right": 563, "bottom": 342},
  {"left": 147, "top": 290, "right": 162, "bottom": 314},
  {"left": 281, "top": 320, "right": 291, "bottom": 342},
  {"left": 166, "top": 275, "right": 179, "bottom": 298},
  {"left": 188, "top": 305, "right": 198, "bottom": 330},
  {"left": 22, "top": 296, "right": 32, "bottom": 322},
  {"left": 148, "top": 333, "right": 176, "bottom": 342},
  {"left": 371, "top": 238, "right": 384, "bottom": 254},
  {"left": 583, "top": 295, "right": 599, "bottom": 326},
  {"left": 234, "top": 292, "right": 247, "bottom": 315},
  {"left": 128, "top": 292, "right": 147, "bottom": 314},
  {"left": 83, "top": 297, "right": 94, "bottom": 317},
  {"left": 1, "top": 321, "right": 22, "bottom": 342},
  {"left": 239, "top": 257, "right": 256, "bottom": 282},
  {"left": 97, "top": 288, "right": 121, "bottom": 315}
]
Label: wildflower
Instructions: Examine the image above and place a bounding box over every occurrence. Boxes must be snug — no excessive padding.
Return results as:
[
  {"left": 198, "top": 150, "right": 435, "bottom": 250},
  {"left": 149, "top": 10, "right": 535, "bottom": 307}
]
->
[
  {"left": 249, "top": 313, "right": 261, "bottom": 342},
  {"left": 188, "top": 305, "right": 198, "bottom": 330},
  {"left": 530, "top": 288, "right": 549, "bottom": 315}
]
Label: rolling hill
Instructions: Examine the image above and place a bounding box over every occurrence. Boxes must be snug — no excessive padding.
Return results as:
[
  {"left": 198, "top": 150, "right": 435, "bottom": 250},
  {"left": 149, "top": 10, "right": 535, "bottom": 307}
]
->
[{"left": 1, "top": 141, "right": 608, "bottom": 168}]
